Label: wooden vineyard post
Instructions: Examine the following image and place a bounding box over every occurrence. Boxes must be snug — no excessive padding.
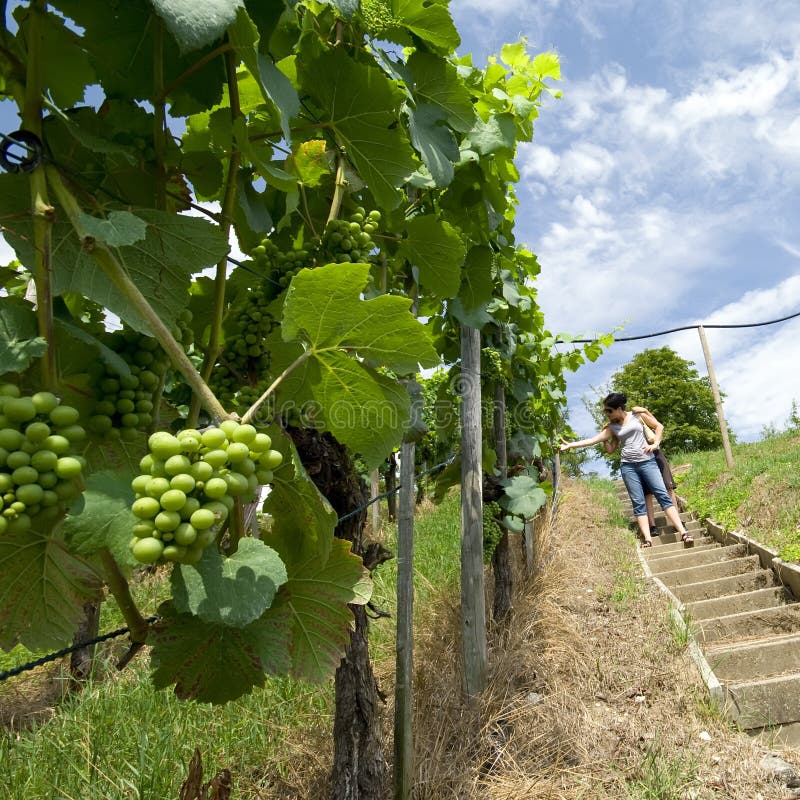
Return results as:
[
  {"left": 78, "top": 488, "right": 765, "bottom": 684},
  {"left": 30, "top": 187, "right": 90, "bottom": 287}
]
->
[
  {"left": 459, "top": 325, "right": 488, "bottom": 698},
  {"left": 697, "top": 325, "right": 735, "bottom": 469},
  {"left": 393, "top": 440, "right": 415, "bottom": 800}
]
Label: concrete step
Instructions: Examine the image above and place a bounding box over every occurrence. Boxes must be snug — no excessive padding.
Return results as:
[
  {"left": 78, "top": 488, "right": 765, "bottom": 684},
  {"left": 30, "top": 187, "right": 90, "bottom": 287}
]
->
[
  {"left": 647, "top": 529, "right": 704, "bottom": 546},
  {"left": 748, "top": 720, "right": 800, "bottom": 748},
  {"left": 697, "top": 603, "right": 800, "bottom": 644},
  {"left": 706, "top": 633, "right": 800, "bottom": 682},
  {"left": 648, "top": 536, "right": 714, "bottom": 552},
  {"left": 671, "top": 570, "right": 776, "bottom": 604},
  {"left": 724, "top": 673, "right": 800, "bottom": 729},
  {"left": 645, "top": 541, "right": 717, "bottom": 559},
  {"left": 627, "top": 514, "right": 699, "bottom": 528},
  {"left": 684, "top": 586, "right": 788, "bottom": 621},
  {"left": 657, "top": 554, "right": 762, "bottom": 588},
  {"left": 648, "top": 544, "right": 748, "bottom": 576}
]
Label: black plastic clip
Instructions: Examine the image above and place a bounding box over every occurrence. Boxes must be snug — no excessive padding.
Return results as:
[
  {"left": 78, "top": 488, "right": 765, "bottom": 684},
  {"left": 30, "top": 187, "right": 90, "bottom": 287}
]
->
[{"left": 0, "top": 129, "right": 44, "bottom": 173}]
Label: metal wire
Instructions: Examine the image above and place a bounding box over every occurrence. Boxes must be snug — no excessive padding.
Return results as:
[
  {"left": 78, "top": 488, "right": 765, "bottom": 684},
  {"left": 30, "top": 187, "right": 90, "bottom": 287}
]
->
[
  {"left": 0, "top": 616, "right": 159, "bottom": 683},
  {"left": 558, "top": 308, "right": 800, "bottom": 345}
]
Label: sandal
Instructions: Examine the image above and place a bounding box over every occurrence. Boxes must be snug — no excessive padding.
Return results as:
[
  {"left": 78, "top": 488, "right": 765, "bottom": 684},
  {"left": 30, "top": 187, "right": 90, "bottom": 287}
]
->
[
  {"left": 681, "top": 532, "right": 694, "bottom": 547},
  {"left": 642, "top": 540, "right": 653, "bottom": 548}
]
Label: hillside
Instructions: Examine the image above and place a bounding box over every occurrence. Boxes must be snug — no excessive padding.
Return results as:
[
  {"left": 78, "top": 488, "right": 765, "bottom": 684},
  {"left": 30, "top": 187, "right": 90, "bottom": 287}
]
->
[
  {"left": 671, "top": 429, "right": 800, "bottom": 561},
  {"left": 3, "top": 481, "right": 799, "bottom": 798}
]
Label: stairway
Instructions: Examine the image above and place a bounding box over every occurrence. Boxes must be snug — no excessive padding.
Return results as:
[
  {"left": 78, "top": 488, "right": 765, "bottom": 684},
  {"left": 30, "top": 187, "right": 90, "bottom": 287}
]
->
[{"left": 614, "top": 482, "right": 800, "bottom": 747}]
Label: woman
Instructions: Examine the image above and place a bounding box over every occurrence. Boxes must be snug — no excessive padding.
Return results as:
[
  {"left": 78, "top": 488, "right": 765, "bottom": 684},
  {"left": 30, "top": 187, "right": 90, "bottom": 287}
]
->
[{"left": 559, "top": 392, "right": 694, "bottom": 548}]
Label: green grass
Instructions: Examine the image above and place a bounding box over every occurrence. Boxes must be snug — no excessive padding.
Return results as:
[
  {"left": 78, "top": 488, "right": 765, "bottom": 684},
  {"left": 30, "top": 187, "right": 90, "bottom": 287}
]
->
[
  {"left": 624, "top": 742, "right": 697, "bottom": 800},
  {"left": 672, "top": 429, "right": 800, "bottom": 560},
  {"left": 0, "top": 492, "right": 463, "bottom": 800},
  {"left": 583, "top": 478, "right": 644, "bottom": 610}
]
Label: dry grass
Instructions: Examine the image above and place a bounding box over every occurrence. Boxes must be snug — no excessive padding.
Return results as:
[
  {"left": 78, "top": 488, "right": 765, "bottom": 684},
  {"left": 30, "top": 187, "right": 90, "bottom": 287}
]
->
[{"left": 369, "top": 479, "right": 799, "bottom": 800}]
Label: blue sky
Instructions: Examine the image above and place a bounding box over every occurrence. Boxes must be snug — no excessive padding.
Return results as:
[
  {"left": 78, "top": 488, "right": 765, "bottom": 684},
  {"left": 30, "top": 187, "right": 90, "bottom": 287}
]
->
[{"left": 451, "top": 0, "right": 800, "bottom": 452}]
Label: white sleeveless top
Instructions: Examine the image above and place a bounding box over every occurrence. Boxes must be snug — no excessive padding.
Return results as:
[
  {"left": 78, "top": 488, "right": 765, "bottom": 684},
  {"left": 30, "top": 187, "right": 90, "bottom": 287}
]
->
[{"left": 608, "top": 413, "right": 651, "bottom": 463}]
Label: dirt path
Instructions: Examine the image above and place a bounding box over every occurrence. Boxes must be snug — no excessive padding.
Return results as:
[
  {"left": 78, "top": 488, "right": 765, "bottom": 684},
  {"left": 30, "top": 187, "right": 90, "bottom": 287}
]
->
[{"left": 398, "top": 479, "right": 800, "bottom": 799}]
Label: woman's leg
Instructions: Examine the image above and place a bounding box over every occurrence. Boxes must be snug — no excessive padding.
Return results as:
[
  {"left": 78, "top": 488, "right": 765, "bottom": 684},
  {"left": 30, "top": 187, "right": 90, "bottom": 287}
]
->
[
  {"left": 639, "top": 459, "right": 693, "bottom": 543},
  {"left": 621, "top": 463, "right": 653, "bottom": 545}
]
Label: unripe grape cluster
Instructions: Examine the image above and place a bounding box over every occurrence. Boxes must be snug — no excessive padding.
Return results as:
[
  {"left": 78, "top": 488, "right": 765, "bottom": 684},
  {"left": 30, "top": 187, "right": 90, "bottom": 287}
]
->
[
  {"left": 482, "top": 501, "right": 503, "bottom": 562},
  {"left": 129, "top": 420, "right": 284, "bottom": 566},
  {"left": 88, "top": 329, "right": 171, "bottom": 439},
  {"left": 320, "top": 207, "right": 381, "bottom": 264},
  {"left": 0, "top": 384, "right": 85, "bottom": 535},
  {"left": 251, "top": 238, "right": 316, "bottom": 292},
  {"left": 211, "top": 286, "right": 277, "bottom": 411}
]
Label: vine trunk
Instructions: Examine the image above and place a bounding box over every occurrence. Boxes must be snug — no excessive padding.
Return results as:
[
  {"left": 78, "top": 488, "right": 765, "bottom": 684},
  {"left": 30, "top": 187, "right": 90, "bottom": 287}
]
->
[{"left": 288, "top": 428, "right": 388, "bottom": 799}]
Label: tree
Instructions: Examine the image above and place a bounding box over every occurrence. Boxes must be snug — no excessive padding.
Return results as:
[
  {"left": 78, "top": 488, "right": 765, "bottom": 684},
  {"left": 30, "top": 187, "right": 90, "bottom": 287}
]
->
[{"left": 606, "top": 347, "right": 726, "bottom": 453}]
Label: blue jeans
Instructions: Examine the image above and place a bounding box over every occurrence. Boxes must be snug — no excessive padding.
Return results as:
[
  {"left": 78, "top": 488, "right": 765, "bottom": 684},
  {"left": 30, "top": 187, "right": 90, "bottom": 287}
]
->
[{"left": 620, "top": 458, "right": 674, "bottom": 517}]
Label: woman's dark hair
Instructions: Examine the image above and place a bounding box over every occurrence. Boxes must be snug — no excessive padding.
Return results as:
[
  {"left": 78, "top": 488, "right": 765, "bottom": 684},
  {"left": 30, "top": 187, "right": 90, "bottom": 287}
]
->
[{"left": 603, "top": 392, "right": 627, "bottom": 410}]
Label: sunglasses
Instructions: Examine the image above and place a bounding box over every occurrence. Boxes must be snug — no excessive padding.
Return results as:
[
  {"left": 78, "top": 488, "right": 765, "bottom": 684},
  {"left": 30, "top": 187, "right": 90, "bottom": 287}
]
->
[{"left": 602, "top": 408, "right": 614, "bottom": 415}]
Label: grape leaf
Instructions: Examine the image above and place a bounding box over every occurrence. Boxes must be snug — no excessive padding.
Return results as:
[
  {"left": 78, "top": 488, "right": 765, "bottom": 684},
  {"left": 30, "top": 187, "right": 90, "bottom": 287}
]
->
[
  {"left": 151, "top": 0, "right": 244, "bottom": 53},
  {"left": 171, "top": 539, "right": 288, "bottom": 628},
  {"left": 458, "top": 245, "right": 495, "bottom": 312},
  {"left": 260, "top": 538, "right": 371, "bottom": 683},
  {"left": 298, "top": 48, "right": 419, "bottom": 209},
  {"left": 39, "top": 10, "right": 96, "bottom": 107},
  {"left": 262, "top": 431, "right": 338, "bottom": 567},
  {"left": 81, "top": 431, "right": 148, "bottom": 477},
  {"left": 466, "top": 113, "right": 517, "bottom": 156},
  {"left": 281, "top": 263, "right": 439, "bottom": 374},
  {"left": 286, "top": 140, "right": 331, "bottom": 187},
  {"left": 9, "top": 205, "right": 230, "bottom": 333},
  {"left": 396, "top": 214, "right": 465, "bottom": 298},
  {"left": 150, "top": 601, "right": 274, "bottom": 703},
  {"left": 406, "top": 51, "right": 475, "bottom": 132},
  {"left": 274, "top": 263, "right": 439, "bottom": 466},
  {"left": 386, "top": 0, "right": 460, "bottom": 55},
  {"left": 0, "top": 296, "right": 48, "bottom": 375},
  {"left": 406, "top": 103, "right": 459, "bottom": 187},
  {"left": 49, "top": 0, "right": 226, "bottom": 113},
  {"left": 53, "top": 317, "right": 132, "bottom": 378},
  {"left": 0, "top": 527, "right": 103, "bottom": 651},
  {"left": 229, "top": 9, "right": 300, "bottom": 144},
  {"left": 63, "top": 470, "right": 137, "bottom": 570},
  {"left": 77, "top": 211, "right": 147, "bottom": 247},
  {"left": 499, "top": 475, "right": 547, "bottom": 519}
]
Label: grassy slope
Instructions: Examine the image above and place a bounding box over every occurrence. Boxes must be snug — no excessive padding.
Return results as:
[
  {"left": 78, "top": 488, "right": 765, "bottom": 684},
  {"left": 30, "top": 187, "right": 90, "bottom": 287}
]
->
[
  {"left": 671, "top": 429, "right": 800, "bottom": 560},
  {"left": 0, "top": 491, "right": 462, "bottom": 800}
]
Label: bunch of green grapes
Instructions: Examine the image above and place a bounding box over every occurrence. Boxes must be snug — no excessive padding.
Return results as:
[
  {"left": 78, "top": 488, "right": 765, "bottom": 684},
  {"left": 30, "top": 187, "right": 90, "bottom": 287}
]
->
[
  {"left": 211, "top": 284, "right": 277, "bottom": 411},
  {"left": 170, "top": 308, "right": 194, "bottom": 351},
  {"left": 251, "top": 238, "right": 316, "bottom": 293},
  {"left": 0, "top": 385, "right": 85, "bottom": 535},
  {"left": 482, "top": 500, "right": 503, "bottom": 562},
  {"left": 319, "top": 207, "right": 381, "bottom": 264},
  {"left": 480, "top": 347, "right": 509, "bottom": 388},
  {"left": 88, "top": 329, "right": 170, "bottom": 439},
  {"left": 129, "top": 420, "right": 284, "bottom": 566}
]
